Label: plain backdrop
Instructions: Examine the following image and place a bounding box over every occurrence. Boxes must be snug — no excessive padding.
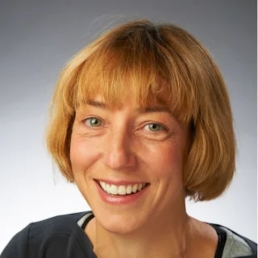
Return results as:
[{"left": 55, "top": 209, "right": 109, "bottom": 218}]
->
[{"left": 0, "top": 0, "right": 257, "bottom": 252}]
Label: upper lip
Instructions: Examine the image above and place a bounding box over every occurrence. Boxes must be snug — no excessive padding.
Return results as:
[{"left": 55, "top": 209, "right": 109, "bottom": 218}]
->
[{"left": 95, "top": 179, "right": 149, "bottom": 186}]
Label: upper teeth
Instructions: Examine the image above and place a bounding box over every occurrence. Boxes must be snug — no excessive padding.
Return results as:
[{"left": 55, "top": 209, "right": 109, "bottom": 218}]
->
[{"left": 99, "top": 181, "right": 146, "bottom": 195}]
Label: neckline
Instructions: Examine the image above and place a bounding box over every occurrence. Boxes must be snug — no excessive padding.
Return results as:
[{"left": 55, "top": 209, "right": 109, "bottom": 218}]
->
[{"left": 79, "top": 212, "right": 227, "bottom": 258}]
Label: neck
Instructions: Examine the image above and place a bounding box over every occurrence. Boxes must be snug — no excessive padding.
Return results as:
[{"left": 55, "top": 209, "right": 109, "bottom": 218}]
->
[{"left": 87, "top": 210, "right": 193, "bottom": 258}]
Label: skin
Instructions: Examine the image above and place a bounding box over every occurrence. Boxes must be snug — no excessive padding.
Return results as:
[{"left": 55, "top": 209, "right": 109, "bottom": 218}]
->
[{"left": 70, "top": 96, "right": 218, "bottom": 258}]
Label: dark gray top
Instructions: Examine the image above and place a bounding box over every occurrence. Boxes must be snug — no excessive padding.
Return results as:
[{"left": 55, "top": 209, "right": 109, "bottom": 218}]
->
[{"left": 1, "top": 211, "right": 257, "bottom": 258}]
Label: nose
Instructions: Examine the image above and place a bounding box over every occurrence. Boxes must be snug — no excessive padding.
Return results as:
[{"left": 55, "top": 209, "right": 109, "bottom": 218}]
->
[{"left": 103, "top": 128, "right": 136, "bottom": 171}]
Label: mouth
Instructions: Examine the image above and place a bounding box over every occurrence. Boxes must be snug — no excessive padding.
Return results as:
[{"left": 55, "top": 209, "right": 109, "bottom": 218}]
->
[{"left": 98, "top": 181, "right": 149, "bottom": 196}]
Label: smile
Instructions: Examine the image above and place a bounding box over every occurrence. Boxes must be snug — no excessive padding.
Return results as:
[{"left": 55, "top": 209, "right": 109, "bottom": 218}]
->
[{"left": 98, "top": 181, "right": 148, "bottom": 195}]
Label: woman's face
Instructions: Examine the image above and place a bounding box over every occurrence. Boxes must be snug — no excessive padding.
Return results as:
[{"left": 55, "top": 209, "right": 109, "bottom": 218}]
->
[{"left": 70, "top": 95, "right": 189, "bottom": 234}]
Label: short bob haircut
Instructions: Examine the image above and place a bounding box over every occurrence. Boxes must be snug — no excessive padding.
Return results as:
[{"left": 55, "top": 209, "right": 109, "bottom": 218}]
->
[{"left": 46, "top": 20, "right": 236, "bottom": 201}]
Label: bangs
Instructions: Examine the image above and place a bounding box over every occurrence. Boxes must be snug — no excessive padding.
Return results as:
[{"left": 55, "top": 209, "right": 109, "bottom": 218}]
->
[{"left": 71, "top": 26, "right": 197, "bottom": 123}]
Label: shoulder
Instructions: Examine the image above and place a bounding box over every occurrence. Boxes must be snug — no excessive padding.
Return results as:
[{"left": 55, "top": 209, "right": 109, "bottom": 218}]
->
[
  {"left": 28, "top": 211, "right": 89, "bottom": 237},
  {"left": 210, "top": 223, "right": 257, "bottom": 258},
  {"left": 1, "top": 211, "right": 93, "bottom": 258}
]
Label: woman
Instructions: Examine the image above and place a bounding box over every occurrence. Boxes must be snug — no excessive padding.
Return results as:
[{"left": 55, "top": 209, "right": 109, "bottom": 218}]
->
[{"left": 1, "top": 20, "right": 256, "bottom": 258}]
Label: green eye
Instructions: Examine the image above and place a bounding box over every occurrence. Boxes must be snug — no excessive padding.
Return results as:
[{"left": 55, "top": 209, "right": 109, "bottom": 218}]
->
[
  {"left": 145, "top": 123, "right": 163, "bottom": 131},
  {"left": 85, "top": 117, "right": 102, "bottom": 127}
]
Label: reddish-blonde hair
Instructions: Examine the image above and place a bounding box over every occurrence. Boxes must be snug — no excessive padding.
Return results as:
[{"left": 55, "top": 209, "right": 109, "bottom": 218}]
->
[{"left": 46, "top": 20, "right": 236, "bottom": 201}]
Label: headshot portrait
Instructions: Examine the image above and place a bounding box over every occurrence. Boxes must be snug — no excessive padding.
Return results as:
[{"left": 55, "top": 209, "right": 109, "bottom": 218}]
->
[{"left": 0, "top": 1, "right": 256, "bottom": 257}]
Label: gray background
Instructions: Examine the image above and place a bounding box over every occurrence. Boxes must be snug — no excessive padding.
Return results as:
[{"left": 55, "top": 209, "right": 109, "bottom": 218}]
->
[{"left": 0, "top": 0, "right": 256, "bottom": 251}]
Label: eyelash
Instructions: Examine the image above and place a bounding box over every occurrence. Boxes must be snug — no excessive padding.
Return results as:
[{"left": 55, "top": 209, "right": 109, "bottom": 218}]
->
[
  {"left": 83, "top": 117, "right": 167, "bottom": 133},
  {"left": 142, "top": 123, "right": 167, "bottom": 133},
  {"left": 84, "top": 117, "right": 103, "bottom": 128}
]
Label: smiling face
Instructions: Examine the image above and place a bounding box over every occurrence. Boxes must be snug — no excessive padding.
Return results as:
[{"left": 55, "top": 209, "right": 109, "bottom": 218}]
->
[{"left": 70, "top": 96, "right": 190, "bottom": 234}]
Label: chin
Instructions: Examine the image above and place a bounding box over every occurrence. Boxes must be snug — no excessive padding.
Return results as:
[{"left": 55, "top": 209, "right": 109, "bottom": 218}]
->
[{"left": 95, "top": 210, "right": 145, "bottom": 235}]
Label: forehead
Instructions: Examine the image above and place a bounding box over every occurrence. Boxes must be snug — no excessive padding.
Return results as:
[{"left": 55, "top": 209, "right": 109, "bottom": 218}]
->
[
  {"left": 77, "top": 92, "right": 170, "bottom": 111},
  {"left": 89, "top": 98, "right": 172, "bottom": 113},
  {"left": 74, "top": 81, "right": 192, "bottom": 124}
]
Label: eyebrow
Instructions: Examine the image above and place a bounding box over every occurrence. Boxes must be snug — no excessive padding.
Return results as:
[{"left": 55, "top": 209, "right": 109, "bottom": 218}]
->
[
  {"left": 87, "top": 100, "right": 171, "bottom": 114},
  {"left": 138, "top": 106, "right": 169, "bottom": 113},
  {"left": 87, "top": 100, "right": 108, "bottom": 109}
]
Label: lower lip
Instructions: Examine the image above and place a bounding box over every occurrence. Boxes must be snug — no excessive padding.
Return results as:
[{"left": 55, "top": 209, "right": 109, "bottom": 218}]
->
[{"left": 95, "top": 182, "right": 148, "bottom": 205}]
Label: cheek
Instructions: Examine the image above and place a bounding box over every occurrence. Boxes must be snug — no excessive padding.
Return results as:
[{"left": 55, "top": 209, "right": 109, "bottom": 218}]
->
[
  {"left": 70, "top": 136, "right": 101, "bottom": 175},
  {"left": 143, "top": 142, "right": 185, "bottom": 177}
]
